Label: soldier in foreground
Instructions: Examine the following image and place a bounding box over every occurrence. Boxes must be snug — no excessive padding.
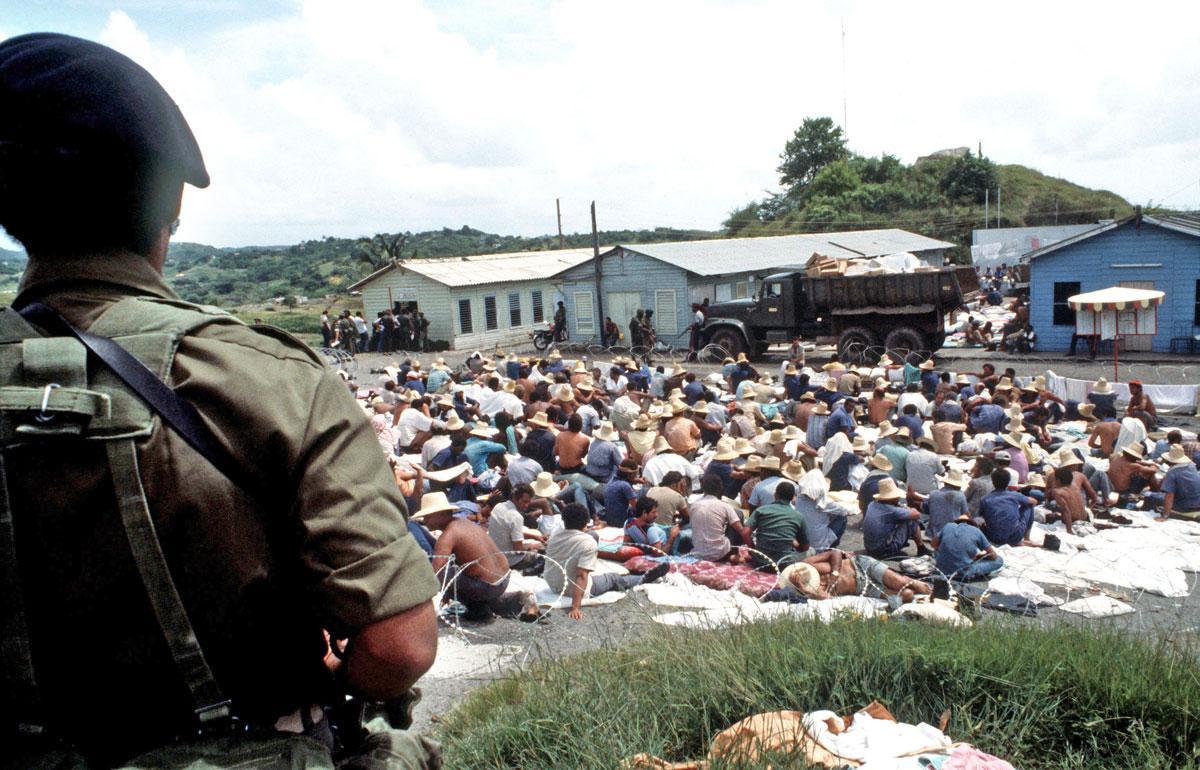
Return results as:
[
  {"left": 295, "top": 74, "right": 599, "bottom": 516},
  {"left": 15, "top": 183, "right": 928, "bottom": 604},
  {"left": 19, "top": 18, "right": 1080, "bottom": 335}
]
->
[{"left": 0, "top": 33, "right": 439, "bottom": 768}]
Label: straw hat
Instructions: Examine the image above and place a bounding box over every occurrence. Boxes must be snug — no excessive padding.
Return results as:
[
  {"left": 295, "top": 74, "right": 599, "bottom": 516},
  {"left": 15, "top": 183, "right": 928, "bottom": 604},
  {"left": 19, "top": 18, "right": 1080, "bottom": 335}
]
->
[
  {"left": 784, "top": 364, "right": 799, "bottom": 376},
  {"left": 919, "top": 359, "right": 935, "bottom": 371},
  {"left": 1121, "top": 442, "right": 1145, "bottom": 460},
  {"left": 873, "top": 477, "right": 904, "bottom": 501},
  {"left": 821, "top": 377, "right": 838, "bottom": 390},
  {"left": 713, "top": 441, "right": 740, "bottom": 462},
  {"left": 778, "top": 562, "right": 821, "bottom": 595},
  {"left": 800, "top": 392, "right": 816, "bottom": 402},
  {"left": 878, "top": 354, "right": 894, "bottom": 366},
  {"left": 759, "top": 455, "right": 781, "bottom": 471},
  {"left": 765, "top": 429, "right": 785, "bottom": 445},
  {"left": 758, "top": 374, "right": 774, "bottom": 385},
  {"left": 1093, "top": 378, "right": 1113, "bottom": 395},
  {"left": 742, "top": 454, "right": 763, "bottom": 472},
  {"left": 468, "top": 421, "right": 495, "bottom": 439},
  {"left": 1004, "top": 418, "right": 1024, "bottom": 433},
  {"left": 437, "top": 395, "right": 456, "bottom": 409},
  {"left": 781, "top": 459, "right": 806, "bottom": 482},
  {"left": 548, "top": 349, "right": 563, "bottom": 361},
  {"left": 442, "top": 413, "right": 466, "bottom": 432},
  {"left": 870, "top": 453, "right": 893, "bottom": 472},
  {"left": 632, "top": 414, "right": 657, "bottom": 431},
  {"left": 433, "top": 356, "right": 450, "bottom": 370},
  {"left": 531, "top": 472, "right": 560, "bottom": 498},
  {"left": 851, "top": 435, "right": 871, "bottom": 454},
  {"left": 736, "top": 353, "right": 749, "bottom": 363},
  {"left": 994, "top": 377, "right": 1014, "bottom": 392},
  {"left": 1075, "top": 403, "right": 1095, "bottom": 419},
  {"left": 691, "top": 401, "right": 710, "bottom": 415},
  {"left": 733, "top": 437, "right": 755, "bottom": 455},
  {"left": 527, "top": 411, "right": 552, "bottom": 429},
  {"left": 811, "top": 402, "right": 831, "bottom": 416},
  {"left": 668, "top": 388, "right": 685, "bottom": 401},
  {"left": 893, "top": 426, "right": 912, "bottom": 442},
  {"left": 1001, "top": 432, "right": 1025, "bottom": 448},
  {"left": 878, "top": 422, "right": 899, "bottom": 439},
  {"left": 573, "top": 360, "right": 588, "bottom": 374},
  {"left": 594, "top": 421, "right": 619, "bottom": 441},
  {"left": 652, "top": 435, "right": 672, "bottom": 453},
  {"left": 1163, "top": 445, "right": 1195, "bottom": 465},
  {"left": 955, "top": 374, "right": 971, "bottom": 385},
  {"left": 577, "top": 379, "right": 594, "bottom": 393},
  {"left": 659, "top": 403, "right": 675, "bottom": 419},
  {"left": 936, "top": 468, "right": 969, "bottom": 489},
  {"left": 502, "top": 380, "right": 517, "bottom": 393},
  {"left": 1053, "top": 448, "right": 1083, "bottom": 469},
  {"left": 1026, "top": 472, "right": 1047, "bottom": 489},
  {"left": 553, "top": 384, "right": 577, "bottom": 403},
  {"left": 916, "top": 435, "right": 936, "bottom": 451},
  {"left": 783, "top": 425, "right": 804, "bottom": 440},
  {"left": 411, "top": 492, "right": 458, "bottom": 521}
]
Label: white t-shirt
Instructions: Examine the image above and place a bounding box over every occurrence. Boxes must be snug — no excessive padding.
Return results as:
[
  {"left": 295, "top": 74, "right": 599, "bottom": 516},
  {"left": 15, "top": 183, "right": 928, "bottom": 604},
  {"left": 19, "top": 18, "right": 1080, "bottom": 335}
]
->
[
  {"left": 488, "top": 502, "right": 528, "bottom": 567},
  {"left": 353, "top": 316, "right": 368, "bottom": 334},
  {"left": 396, "top": 409, "right": 434, "bottom": 448},
  {"left": 543, "top": 528, "right": 599, "bottom": 595},
  {"left": 643, "top": 452, "right": 700, "bottom": 486},
  {"left": 897, "top": 392, "right": 931, "bottom": 417},
  {"left": 603, "top": 375, "right": 629, "bottom": 395}
]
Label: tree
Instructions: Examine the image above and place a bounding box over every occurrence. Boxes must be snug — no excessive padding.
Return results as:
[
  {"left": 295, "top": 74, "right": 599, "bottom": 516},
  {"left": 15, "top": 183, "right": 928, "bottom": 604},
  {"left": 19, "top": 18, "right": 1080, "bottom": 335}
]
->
[
  {"left": 939, "top": 154, "right": 997, "bottom": 204},
  {"left": 353, "top": 232, "right": 408, "bottom": 272},
  {"left": 806, "top": 160, "right": 861, "bottom": 200},
  {"left": 777, "top": 117, "right": 849, "bottom": 193}
]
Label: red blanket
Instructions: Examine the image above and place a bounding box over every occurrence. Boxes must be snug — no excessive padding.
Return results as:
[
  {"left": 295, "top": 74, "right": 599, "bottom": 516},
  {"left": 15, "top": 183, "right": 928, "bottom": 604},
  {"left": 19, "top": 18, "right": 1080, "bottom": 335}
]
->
[{"left": 623, "top": 556, "right": 778, "bottom": 598}]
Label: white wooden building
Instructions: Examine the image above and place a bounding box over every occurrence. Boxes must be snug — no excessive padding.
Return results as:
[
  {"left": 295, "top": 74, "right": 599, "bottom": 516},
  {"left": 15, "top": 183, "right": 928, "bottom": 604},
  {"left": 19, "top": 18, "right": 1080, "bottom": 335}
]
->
[{"left": 348, "top": 248, "right": 595, "bottom": 350}]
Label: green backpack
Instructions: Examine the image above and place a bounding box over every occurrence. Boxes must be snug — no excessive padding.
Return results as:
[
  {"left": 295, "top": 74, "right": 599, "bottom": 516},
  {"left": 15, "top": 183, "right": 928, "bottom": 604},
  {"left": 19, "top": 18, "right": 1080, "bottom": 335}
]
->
[{"left": 0, "top": 297, "right": 437, "bottom": 770}]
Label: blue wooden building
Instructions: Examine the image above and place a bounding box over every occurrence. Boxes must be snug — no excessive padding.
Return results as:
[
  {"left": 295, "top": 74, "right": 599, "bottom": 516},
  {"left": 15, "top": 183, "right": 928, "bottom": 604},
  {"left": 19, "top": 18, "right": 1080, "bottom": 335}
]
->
[{"left": 1026, "top": 213, "right": 1200, "bottom": 353}]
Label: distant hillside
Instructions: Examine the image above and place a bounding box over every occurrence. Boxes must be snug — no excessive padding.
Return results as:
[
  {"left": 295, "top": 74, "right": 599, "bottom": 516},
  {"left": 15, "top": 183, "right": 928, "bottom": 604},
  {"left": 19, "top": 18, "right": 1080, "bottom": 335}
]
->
[{"left": 166, "top": 226, "right": 718, "bottom": 306}]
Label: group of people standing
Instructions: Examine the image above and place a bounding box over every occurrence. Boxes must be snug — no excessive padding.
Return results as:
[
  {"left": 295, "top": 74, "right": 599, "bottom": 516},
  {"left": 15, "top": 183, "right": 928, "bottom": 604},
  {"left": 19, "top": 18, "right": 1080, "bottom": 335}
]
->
[{"left": 321, "top": 304, "right": 430, "bottom": 354}]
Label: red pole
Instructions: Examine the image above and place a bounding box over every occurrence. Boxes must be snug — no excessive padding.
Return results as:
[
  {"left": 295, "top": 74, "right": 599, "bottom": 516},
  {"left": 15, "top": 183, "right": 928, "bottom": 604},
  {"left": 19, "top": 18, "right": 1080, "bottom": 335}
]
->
[{"left": 1113, "top": 333, "right": 1119, "bottom": 383}]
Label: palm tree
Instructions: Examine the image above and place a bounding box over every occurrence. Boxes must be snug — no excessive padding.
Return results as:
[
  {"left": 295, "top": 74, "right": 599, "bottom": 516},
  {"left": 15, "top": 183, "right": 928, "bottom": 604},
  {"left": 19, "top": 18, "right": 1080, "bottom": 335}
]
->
[{"left": 354, "top": 232, "right": 408, "bottom": 271}]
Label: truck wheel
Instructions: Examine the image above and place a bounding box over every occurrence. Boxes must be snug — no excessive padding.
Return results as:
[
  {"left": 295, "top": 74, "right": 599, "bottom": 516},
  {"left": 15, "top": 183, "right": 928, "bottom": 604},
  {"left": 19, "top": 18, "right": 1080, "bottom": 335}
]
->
[
  {"left": 884, "top": 327, "right": 925, "bottom": 359},
  {"left": 708, "top": 328, "right": 747, "bottom": 359},
  {"left": 837, "top": 326, "right": 881, "bottom": 364}
]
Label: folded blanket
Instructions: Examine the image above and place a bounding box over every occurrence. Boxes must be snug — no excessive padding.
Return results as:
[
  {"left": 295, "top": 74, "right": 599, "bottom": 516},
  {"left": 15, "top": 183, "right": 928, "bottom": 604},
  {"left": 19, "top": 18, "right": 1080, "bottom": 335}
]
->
[{"left": 625, "top": 556, "right": 779, "bottom": 597}]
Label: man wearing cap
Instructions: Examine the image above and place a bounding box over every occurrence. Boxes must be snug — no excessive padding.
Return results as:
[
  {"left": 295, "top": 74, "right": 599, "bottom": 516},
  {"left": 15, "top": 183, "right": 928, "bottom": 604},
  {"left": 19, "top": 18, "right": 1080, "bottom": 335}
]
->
[
  {"left": 932, "top": 514, "right": 1003, "bottom": 582},
  {"left": 0, "top": 34, "right": 437, "bottom": 765},
  {"left": 862, "top": 478, "right": 927, "bottom": 559}
]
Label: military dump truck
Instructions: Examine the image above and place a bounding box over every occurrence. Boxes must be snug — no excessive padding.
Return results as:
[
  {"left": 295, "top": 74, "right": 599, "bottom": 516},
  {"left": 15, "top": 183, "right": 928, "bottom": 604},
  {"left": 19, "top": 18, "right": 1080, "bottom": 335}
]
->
[{"left": 700, "top": 266, "right": 979, "bottom": 361}]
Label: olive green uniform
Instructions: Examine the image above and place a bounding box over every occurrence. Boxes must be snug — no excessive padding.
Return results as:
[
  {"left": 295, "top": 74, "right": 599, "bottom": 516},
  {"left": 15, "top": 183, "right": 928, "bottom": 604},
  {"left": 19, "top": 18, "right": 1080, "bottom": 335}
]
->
[{"left": 10, "top": 253, "right": 438, "bottom": 764}]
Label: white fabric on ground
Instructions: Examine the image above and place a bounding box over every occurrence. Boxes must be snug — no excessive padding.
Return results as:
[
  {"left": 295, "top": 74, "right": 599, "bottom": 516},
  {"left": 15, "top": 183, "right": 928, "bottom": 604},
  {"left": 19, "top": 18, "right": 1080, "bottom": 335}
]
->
[
  {"left": 652, "top": 595, "right": 885, "bottom": 629},
  {"left": 1060, "top": 594, "right": 1135, "bottom": 618},
  {"left": 507, "top": 573, "right": 627, "bottom": 609},
  {"left": 1044, "top": 370, "right": 1199, "bottom": 414},
  {"left": 803, "top": 709, "right": 952, "bottom": 766}
]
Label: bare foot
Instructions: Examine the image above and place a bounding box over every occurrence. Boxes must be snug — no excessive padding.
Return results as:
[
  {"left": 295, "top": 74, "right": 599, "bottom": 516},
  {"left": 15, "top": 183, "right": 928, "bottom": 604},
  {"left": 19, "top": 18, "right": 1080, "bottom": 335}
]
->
[{"left": 1154, "top": 516, "right": 1169, "bottom": 523}]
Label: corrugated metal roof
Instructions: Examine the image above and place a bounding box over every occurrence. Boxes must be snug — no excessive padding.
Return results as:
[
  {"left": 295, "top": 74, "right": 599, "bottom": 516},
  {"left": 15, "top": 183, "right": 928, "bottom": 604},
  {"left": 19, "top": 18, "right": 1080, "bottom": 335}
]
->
[
  {"left": 618, "top": 229, "right": 954, "bottom": 277},
  {"left": 1026, "top": 213, "right": 1200, "bottom": 261},
  {"left": 349, "top": 247, "right": 598, "bottom": 290}
]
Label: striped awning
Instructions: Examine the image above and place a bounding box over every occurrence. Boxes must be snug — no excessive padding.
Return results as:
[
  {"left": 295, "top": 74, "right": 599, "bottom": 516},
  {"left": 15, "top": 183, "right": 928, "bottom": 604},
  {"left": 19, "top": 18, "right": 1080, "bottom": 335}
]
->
[{"left": 1068, "top": 286, "right": 1165, "bottom": 312}]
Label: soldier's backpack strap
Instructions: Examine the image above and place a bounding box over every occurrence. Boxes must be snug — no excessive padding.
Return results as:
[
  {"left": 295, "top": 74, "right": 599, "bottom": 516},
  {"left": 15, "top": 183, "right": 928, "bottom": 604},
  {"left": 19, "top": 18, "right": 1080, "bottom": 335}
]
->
[
  {"left": 0, "top": 452, "right": 41, "bottom": 733},
  {"left": 18, "top": 301, "right": 270, "bottom": 506}
]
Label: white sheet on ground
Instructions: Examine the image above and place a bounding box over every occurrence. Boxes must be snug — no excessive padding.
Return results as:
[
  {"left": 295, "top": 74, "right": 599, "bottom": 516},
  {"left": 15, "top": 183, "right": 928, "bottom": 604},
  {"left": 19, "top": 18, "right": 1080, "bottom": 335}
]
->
[
  {"left": 1059, "top": 594, "right": 1135, "bottom": 618},
  {"left": 1044, "top": 370, "right": 1199, "bottom": 415},
  {"left": 507, "top": 573, "right": 627, "bottom": 609},
  {"left": 653, "top": 596, "right": 885, "bottom": 629},
  {"left": 803, "top": 710, "right": 952, "bottom": 766}
]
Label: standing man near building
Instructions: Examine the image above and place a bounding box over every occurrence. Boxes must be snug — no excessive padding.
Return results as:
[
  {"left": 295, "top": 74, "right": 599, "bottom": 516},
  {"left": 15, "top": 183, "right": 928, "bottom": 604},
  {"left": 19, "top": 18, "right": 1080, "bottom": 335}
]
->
[{"left": 0, "top": 34, "right": 438, "bottom": 768}]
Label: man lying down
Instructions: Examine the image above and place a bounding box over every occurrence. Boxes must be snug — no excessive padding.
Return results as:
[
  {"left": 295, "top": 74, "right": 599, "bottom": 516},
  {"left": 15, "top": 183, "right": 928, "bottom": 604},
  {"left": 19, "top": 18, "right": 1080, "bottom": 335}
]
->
[{"left": 762, "top": 550, "right": 933, "bottom": 607}]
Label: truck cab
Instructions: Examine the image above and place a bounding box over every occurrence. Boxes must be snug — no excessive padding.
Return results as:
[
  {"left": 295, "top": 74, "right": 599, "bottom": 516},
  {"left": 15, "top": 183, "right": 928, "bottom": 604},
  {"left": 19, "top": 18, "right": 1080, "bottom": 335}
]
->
[{"left": 702, "top": 272, "right": 825, "bottom": 357}]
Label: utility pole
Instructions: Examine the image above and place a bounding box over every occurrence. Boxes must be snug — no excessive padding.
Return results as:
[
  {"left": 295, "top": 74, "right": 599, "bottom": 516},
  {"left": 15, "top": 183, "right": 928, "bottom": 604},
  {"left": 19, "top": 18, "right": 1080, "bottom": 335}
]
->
[
  {"left": 556, "top": 198, "right": 564, "bottom": 249},
  {"left": 591, "top": 201, "right": 604, "bottom": 343},
  {"left": 840, "top": 17, "right": 848, "bottom": 141},
  {"left": 984, "top": 188, "right": 989, "bottom": 229},
  {"left": 997, "top": 185, "right": 1001, "bottom": 228},
  {"left": 1054, "top": 194, "right": 1059, "bottom": 225}
]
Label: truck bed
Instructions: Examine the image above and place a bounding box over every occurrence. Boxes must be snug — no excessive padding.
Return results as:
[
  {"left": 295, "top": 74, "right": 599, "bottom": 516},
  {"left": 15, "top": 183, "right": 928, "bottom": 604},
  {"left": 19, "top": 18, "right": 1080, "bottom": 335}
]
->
[{"left": 804, "top": 266, "right": 976, "bottom": 314}]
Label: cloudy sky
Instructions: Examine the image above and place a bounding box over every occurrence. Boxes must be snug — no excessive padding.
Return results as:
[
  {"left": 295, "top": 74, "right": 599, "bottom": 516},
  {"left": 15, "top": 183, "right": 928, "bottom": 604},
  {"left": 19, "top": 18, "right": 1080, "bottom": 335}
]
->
[{"left": 2, "top": 0, "right": 1199, "bottom": 248}]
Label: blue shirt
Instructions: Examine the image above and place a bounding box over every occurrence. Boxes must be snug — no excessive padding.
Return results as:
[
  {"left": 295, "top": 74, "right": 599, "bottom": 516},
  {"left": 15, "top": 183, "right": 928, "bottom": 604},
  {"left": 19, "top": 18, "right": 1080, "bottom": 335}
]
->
[
  {"left": 1164, "top": 464, "right": 1200, "bottom": 512},
  {"left": 523, "top": 428, "right": 557, "bottom": 471},
  {"left": 979, "top": 489, "right": 1034, "bottom": 546},
  {"left": 464, "top": 438, "right": 506, "bottom": 475},
  {"left": 857, "top": 470, "right": 891, "bottom": 516},
  {"left": 828, "top": 452, "right": 863, "bottom": 492},
  {"left": 935, "top": 521, "right": 992, "bottom": 576},
  {"left": 730, "top": 363, "right": 754, "bottom": 391},
  {"left": 970, "top": 404, "right": 1005, "bottom": 434},
  {"left": 933, "top": 401, "right": 963, "bottom": 424},
  {"left": 926, "top": 488, "right": 968, "bottom": 538},
  {"left": 748, "top": 476, "right": 786, "bottom": 509},
  {"left": 430, "top": 448, "right": 469, "bottom": 472},
  {"left": 602, "top": 480, "right": 637, "bottom": 526},
  {"left": 683, "top": 380, "right": 706, "bottom": 405},
  {"left": 624, "top": 517, "right": 667, "bottom": 547},
  {"left": 825, "top": 407, "right": 856, "bottom": 442},
  {"left": 863, "top": 500, "right": 914, "bottom": 556},
  {"left": 920, "top": 370, "right": 939, "bottom": 397},
  {"left": 783, "top": 374, "right": 804, "bottom": 400},
  {"left": 895, "top": 413, "right": 924, "bottom": 440},
  {"left": 426, "top": 368, "right": 450, "bottom": 394},
  {"left": 584, "top": 439, "right": 623, "bottom": 482},
  {"left": 707, "top": 460, "right": 737, "bottom": 498}
]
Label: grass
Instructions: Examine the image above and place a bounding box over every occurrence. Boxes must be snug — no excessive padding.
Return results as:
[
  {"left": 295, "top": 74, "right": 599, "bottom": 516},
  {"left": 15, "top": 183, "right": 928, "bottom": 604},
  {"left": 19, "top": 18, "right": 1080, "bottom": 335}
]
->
[{"left": 438, "top": 618, "right": 1200, "bottom": 769}]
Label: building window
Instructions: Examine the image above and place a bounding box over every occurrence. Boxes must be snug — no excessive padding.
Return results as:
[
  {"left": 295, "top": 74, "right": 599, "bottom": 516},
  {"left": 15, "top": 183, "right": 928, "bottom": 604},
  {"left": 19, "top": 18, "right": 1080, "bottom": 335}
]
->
[
  {"left": 484, "top": 295, "right": 498, "bottom": 331},
  {"left": 654, "top": 289, "right": 678, "bottom": 336},
  {"left": 1052, "top": 282, "right": 1080, "bottom": 326},
  {"left": 733, "top": 281, "right": 749, "bottom": 300},
  {"left": 457, "top": 298, "right": 473, "bottom": 334},
  {"left": 573, "top": 291, "right": 595, "bottom": 335},
  {"left": 532, "top": 289, "right": 544, "bottom": 323},
  {"left": 508, "top": 292, "right": 521, "bottom": 327},
  {"left": 715, "top": 283, "right": 732, "bottom": 302}
]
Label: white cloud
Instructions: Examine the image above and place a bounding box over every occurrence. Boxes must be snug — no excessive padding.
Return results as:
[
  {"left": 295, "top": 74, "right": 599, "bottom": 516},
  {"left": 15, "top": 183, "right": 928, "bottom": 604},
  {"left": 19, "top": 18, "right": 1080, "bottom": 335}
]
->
[{"left": 7, "top": 0, "right": 1200, "bottom": 248}]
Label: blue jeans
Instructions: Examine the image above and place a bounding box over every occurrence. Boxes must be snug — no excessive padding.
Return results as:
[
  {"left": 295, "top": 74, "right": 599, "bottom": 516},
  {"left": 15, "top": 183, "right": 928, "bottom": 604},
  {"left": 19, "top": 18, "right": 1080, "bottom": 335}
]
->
[
  {"left": 955, "top": 556, "right": 1004, "bottom": 582},
  {"left": 827, "top": 516, "right": 848, "bottom": 548}
]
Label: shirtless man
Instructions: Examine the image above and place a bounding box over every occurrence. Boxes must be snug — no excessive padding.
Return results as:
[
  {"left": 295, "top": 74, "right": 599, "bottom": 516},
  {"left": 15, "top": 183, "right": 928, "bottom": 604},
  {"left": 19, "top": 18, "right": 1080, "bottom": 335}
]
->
[
  {"left": 1107, "top": 443, "right": 1161, "bottom": 495},
  {"left": 1088, "top": 420, "right": 1122, "bottom": 457},
  {"left": 773, "top": 549, "right": 932, "bottom": 605},
  {"left": 1048, "top": 467, "right": 1093, "bottom": 534},
  {"left": 413, "top": 492, "right": 534, "bottom": 622},
  {"left": 1126, "top": 380, "right": 1157, "bottom": 429}
]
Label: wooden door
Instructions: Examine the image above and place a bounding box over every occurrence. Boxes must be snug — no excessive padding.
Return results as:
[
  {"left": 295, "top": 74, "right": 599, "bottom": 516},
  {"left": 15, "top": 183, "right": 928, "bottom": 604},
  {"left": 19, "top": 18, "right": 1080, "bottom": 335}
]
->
[{"left": 1119, "top": 281, "right": 1155, "bottom": 351}]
